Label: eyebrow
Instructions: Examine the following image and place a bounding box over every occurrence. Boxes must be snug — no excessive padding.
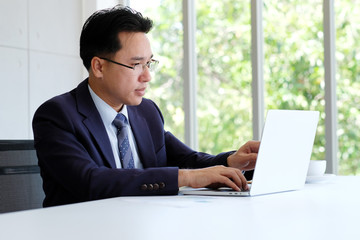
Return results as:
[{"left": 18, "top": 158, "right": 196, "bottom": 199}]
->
[{"left": 130, "top": 54, "right": 154, "bottom": 61}]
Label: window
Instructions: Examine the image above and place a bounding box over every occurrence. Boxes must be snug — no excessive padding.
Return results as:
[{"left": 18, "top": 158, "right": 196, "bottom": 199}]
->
[
  {"left": 335, "top": 0, "right": 360, "bottom": 175},
  {"left": 196, "top": 0, "right": 252, "bottom": 153},
  {"left": 130, "top": 0, "right": 185, "bottom": 141},
  {"left": 129, "top": 0, "right": 359, "bottom": 175},
  {"left": 263, "top": 0, "right": 325, "bottom": 161}
]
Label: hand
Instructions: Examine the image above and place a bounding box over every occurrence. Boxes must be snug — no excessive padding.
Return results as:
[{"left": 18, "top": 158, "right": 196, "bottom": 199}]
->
[
  {"left": 178, "top": 166, "right": 249, "bottom": 191},
  {"left": 227, "top": 140, "right": 260, "bottom": 171}
]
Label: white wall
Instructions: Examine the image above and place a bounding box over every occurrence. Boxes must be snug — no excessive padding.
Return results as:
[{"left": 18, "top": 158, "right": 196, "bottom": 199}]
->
[
  {"left": 0, "top": 0, "right": 85, "bottom": 139},
  {"left": 0, "top": 0, "right": 123, "bottom": 139}
]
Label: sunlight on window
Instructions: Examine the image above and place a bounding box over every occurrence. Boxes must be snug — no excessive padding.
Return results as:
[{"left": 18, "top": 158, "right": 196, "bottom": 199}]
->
[
  {"left": 263, "top": 0, "right": 325, "bottom": 162},
  {"left": 128, "top": 0, "right": 359, "bottom": 175},
  {"left": 335, "top": 0, "right": 360, "bottom": 175},
  {"left": 196, "top": 0, "right": 252, "bottom": 154},
  {"left": 129, "top": 0, "right": 184, "bottom": 141}
]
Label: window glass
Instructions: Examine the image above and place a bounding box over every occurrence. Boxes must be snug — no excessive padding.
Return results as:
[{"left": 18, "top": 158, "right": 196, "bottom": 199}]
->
[
  {"left": 196, "top": 0, "right": 252, "bottom": 154},
  {"left": 130, "top": 1, "right": 360, "bottom": 176},
  {"left": 335, "top": 0, "right": 360, "bottom": 175},
  {"left": 130, "top": 0, "right": 184, "bottom": 141},
  {"left": 263, "top": 0, "right": 325, "bottom": 161}
]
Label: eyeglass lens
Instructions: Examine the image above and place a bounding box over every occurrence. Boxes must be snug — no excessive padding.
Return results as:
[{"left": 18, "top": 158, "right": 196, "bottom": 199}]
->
[{"left": 134, "top": 60, "right": 158, "bottom": 73}]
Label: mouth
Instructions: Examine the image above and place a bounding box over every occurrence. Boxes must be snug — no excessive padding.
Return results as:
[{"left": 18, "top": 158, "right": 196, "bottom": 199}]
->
[{"left": 135, "top": 87, "right": 146, "bottom": 96}]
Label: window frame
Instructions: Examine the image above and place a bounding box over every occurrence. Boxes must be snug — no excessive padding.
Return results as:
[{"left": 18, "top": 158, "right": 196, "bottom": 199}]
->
[{"left": 127, "top": 0, "right": 339, "bottom": 174}]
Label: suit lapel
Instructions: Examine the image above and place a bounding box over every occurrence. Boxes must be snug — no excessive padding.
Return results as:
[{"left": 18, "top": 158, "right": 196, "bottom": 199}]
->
[
  {"left": 128, "top": 107, "right": 157, "bottom": 168},
  {"left": 76, "top": 80, "right": 117, "bottom": 169}
]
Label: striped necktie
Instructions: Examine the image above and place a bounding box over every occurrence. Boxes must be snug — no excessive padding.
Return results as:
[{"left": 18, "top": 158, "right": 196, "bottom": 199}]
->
[{"left": 113, "top": 114, "right": 135, "bottom": 169}]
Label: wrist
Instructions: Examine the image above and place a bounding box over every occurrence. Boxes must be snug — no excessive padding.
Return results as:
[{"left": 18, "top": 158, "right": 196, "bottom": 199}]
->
[
  {"left": 227, "top": 152, "right": 235, "bottom": 167},
  {"left": 178, "top": 169, "right": 190, "bottom": 187}
]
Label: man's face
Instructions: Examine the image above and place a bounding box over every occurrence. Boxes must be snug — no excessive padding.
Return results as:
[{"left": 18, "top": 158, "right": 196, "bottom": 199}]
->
[{"left": 96, "top": 32, "right": 153, "bottom": 111}]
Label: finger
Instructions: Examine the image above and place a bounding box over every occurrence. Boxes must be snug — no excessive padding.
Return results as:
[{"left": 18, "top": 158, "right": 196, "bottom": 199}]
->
[
  {"left": 227, "top": 153, "right": 257, "bottom": 171},
  {"left": 240, "top": 153, "right": 258, "bottom": 169},
  {"left": 241, "top": 140, "right": 260, "bottom": 153},
  {"left": 249, "top": 140, "right": 260, "bottom": 153},
  {"left": 239, "top": 172, "right": 249, "bottom": 190},
  {"left": 222, "top": 168, "right": 247, "bottom": 191},
  {"left": 225, "top": 169, "right": 243, "bottom": 190},
  {"left": 220, "top": 176, "right": 241, "bottom": 191},
  {"left": 232, "top": 169, "right": 248, "bottom": 190}
]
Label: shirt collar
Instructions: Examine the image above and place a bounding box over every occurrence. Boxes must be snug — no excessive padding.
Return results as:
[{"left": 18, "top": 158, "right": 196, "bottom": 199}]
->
[{"left": 88, "top": 84, "right": 129, "bottom": 127}]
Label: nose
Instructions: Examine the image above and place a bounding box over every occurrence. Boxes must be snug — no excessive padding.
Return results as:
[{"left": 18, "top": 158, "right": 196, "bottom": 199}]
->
[{"left": 139, "top": 66, "right": 152, "bottom": 82}]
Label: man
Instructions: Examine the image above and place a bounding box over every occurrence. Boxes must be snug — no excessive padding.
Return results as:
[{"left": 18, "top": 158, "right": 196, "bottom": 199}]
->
[{"left": 32, "top": 5, "right": 260, "bottom": 207}]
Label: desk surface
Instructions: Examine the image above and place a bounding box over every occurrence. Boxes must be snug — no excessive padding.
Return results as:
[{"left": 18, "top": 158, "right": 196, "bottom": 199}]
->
[{"left": 0, "top": 176, "right": 359, "bottom": 240}]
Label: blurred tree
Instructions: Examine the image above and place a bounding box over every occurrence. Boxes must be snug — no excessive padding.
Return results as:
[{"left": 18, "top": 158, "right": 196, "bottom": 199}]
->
[
  {"left": 263, "top": 0, "right": 326, "bottom": 161},
  {"left": 196, "top": 0, "right": 252, "bottom": 153},
  {"left": 137, "top": 0, "right": 359, "bottom": 175},
  {"left": 335, "top": 0, "right": 360, "bottom": 175},
  {"left": 139, "top": 1, "right": 185, "bottom": 141}
]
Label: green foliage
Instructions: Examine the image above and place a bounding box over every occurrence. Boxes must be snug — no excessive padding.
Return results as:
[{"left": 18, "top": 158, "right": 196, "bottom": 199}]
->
[
  {"left": 141, "top": 0, "right": 359, "bottom": 175},
  {"left": 335, "top": 1, "right": 360, "bottom": 175},
  {"left": 196, "top": 0, "right": 253, "bottom": 153},
  {"left": 263, "top": 0, "right": 326, "bottom": 162},
  {"left": 142, "top": 1, "right": 185, "bottom": 141}
]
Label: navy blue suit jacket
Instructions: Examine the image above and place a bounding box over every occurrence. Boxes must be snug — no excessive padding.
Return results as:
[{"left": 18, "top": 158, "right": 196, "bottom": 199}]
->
[{"left": 33, "top": 79, "right": 231, "bottom": 207}]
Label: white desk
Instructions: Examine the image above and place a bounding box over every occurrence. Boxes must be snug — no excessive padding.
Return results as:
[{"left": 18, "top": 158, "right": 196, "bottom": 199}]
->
[{"left": 0, "top": 176, "right": 359, "bottom": 240}]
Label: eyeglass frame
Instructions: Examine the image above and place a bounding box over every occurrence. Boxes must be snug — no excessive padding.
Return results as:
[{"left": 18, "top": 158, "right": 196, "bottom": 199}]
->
[{"left": 98, "top": 57, "right": 159, "bottom": 72}]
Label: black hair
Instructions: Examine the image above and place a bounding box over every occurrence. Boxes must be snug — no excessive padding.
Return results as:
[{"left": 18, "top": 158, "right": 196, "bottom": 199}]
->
[{"left": 80, "top": 5, "right": 153, "bottom": 70}]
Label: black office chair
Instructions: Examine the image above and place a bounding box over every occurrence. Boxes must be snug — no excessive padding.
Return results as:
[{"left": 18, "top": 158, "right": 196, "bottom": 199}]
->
[{"left": 0, "top": 140, "right": 44, "bottom": 213}]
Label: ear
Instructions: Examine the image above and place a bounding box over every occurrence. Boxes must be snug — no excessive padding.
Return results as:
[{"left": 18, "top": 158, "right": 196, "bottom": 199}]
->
[{"left": 91, "top": 57, "right": 104, "bottom": 78}]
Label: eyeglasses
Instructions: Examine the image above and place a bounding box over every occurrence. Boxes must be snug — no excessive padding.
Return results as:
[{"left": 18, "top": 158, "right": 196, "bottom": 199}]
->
[{"left": 99, "top": 57, "right": 159, "bottom": 74}]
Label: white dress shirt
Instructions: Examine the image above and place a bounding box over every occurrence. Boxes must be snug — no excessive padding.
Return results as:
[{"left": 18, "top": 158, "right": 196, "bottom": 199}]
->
[{"left": 88, "top": 85, "right": 143, "bottom": 169}]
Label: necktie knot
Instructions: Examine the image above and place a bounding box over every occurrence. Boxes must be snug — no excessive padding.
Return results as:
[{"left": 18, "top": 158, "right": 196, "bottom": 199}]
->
[{"left": 113, "top": 113, "right": 128, "bottom": 130}]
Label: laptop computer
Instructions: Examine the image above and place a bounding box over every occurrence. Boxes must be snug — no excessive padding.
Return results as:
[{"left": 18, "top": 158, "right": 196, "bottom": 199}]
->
[{"left": 180, "top": 109, "right": 319, "bottom": 197}]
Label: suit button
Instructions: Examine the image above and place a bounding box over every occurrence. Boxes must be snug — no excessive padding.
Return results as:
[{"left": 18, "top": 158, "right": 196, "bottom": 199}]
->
[
  {"left": 153, "top": 183, "right": 159, "bottom": 190},
  {"left": 159, "top": 182, "right": 165, "bottom": 189},
  {"left": 148, "top": 184, "right": 154, "bottom": 191},
  {"left": 141, "top": 184, "right": 147, "bottom": 191}
]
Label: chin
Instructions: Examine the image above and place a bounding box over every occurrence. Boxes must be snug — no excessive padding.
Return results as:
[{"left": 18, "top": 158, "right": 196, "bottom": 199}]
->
[{"left": 127, "top": 97, "right": 143, "bottom": 106}]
